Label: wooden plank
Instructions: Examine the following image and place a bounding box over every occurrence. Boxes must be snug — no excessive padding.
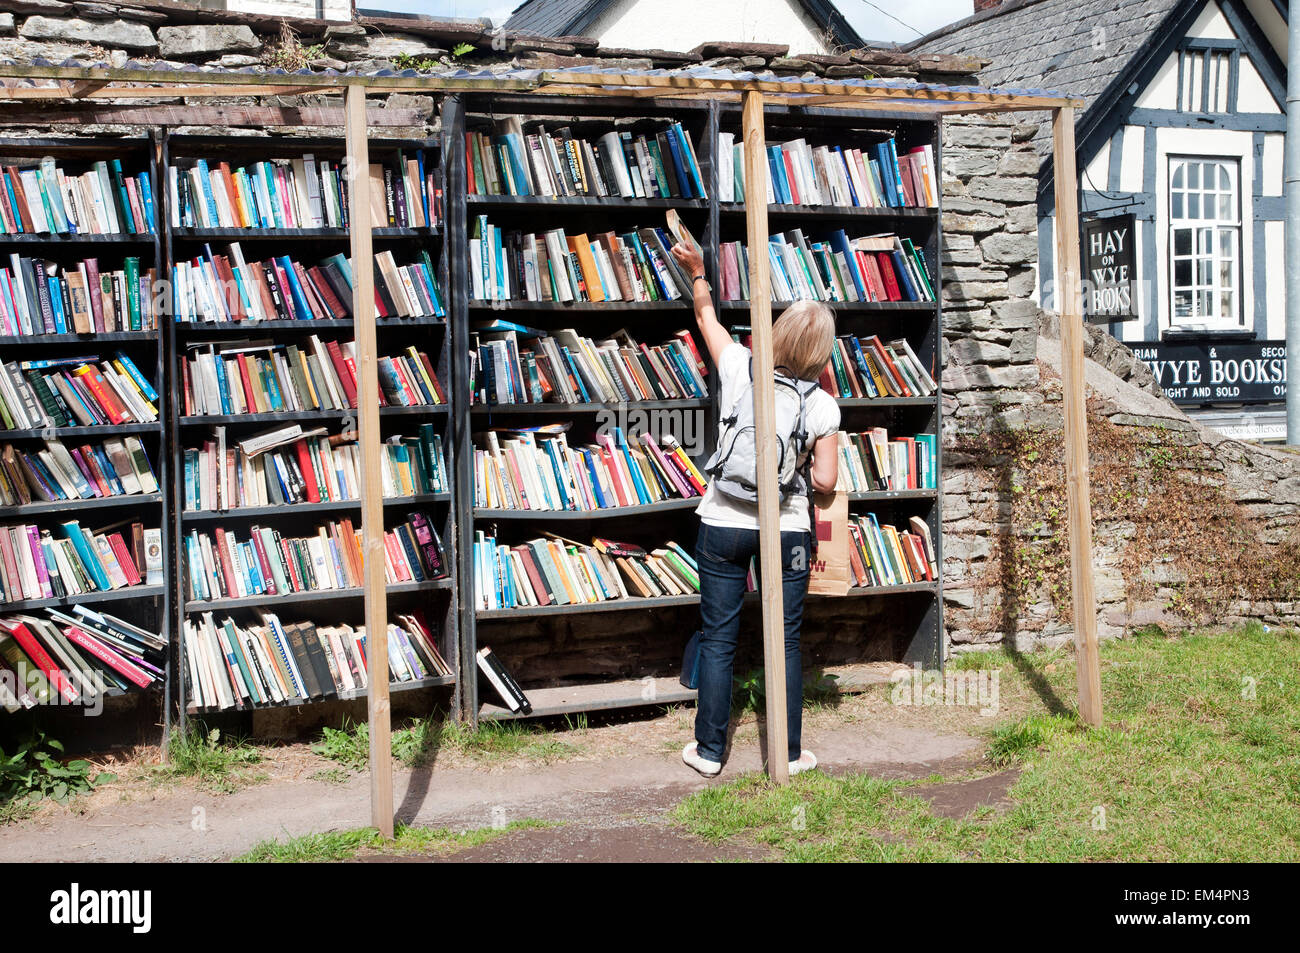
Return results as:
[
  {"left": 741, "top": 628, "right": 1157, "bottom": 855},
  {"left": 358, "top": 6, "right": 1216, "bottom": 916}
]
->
[
  {"left": 0, "top": 104, "right": 424, "bottom": 127},
  {"left": 742, "top": 90, "right": 790, "bottom": 784},
  {"left": 345, "top": 83, "right": 395, "bottom": 839},
  {"left": 1051, "top": 106, "right": 1103, "bottom": 727}
]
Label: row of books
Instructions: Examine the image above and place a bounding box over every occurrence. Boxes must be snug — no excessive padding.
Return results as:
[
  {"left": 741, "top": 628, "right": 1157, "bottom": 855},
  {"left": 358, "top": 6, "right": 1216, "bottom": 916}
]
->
[
  {"left": 470, "top": 324, "right": 707, "bottom": 405},
  {"left": 172, "top": 246, "right": 445, "bottom": 325},
  {"left": 847, "top": 514, "right": 938, "bottom": 589},
  {"left": 169, "top": 151, "right": 442, "bottom": 230},
  {"left": 183, "top": 511, "right": 449, "bottom": 604},
  {"left": 0, "top": 353, "right": 160, "bottom": 432},
  {"left": 821, "top": 333, "right": 936, "bottom": 400},
  {"left": 469, "top": 219, "right": 695, "bottom": 303},
  {"left": 475, "top": 532, "right": 699, "bottom": 610},
  {"left": 182, "top": 610, "right": 450, "bottom": 711},
  {"left": 1, "top": 255, "right": 157, "bottom": 336},
  {"left": 1, "top": 519, "right": 159, "bottom": 604},
  {"left": 719, "top": 230, "right": 935, "bottom": 303},
  {"left": 1, "top": 160, "right": 156, "bottom": 236},
  {"left": 1, "top": 436, "right": 158, "bottom": 508},
  {"left": 835, "top": 430, "right": 937, "bottom": 494},
  {"left": 717, "top": 133, "right": 936, "bottom": 209},
  {"left": 0, "top": 607, "right": 165, "bottom": 711},
  {"left": 474, "top": 427, "right": 705, "bottom": 512},
  {"left": 467, "top": 118, "right": 708, "bottom": 200},
  {"left": 181, "top": 338, "right": 445, "bottom": 417},
  {"left": 183, "top": 423, "right": 449, "bottom": 512}
]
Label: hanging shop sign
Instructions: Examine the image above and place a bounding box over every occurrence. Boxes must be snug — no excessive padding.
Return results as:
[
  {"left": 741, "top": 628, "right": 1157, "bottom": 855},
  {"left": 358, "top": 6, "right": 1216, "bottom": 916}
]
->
[
  {"left": 1082, "top": 214, "right": 1139, "bottom": 322},
  {"left": 1132, "top": 340, "right": 1287, "bottom": 405}
]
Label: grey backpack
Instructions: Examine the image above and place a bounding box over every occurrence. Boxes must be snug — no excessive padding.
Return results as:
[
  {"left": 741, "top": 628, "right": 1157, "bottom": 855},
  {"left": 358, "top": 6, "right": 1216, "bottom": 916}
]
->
[{"left": 704, "top": 362, "right": 819, "bottom": 504}]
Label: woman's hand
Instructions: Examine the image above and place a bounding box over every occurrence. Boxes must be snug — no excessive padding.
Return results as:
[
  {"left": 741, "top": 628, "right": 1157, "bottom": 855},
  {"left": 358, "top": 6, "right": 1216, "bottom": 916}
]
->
[{"left": 671, "top": 243, "right": 705, "bottom": 279}]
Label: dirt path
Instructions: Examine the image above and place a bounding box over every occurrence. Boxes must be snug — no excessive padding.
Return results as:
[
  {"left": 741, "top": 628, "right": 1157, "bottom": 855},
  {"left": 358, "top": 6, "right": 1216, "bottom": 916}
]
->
[{"left": 1, "top": 716, "right": 981, "bottom": 862}]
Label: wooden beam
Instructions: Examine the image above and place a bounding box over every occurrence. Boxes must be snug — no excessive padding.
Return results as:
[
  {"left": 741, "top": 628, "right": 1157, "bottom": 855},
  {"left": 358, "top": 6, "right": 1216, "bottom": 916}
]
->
[
  {"left": 1051, "top": 106, "right": 1103, "bottom": 727},
  {"left": 345, "top": 83, "right": 395, "bottom": 838},
  {"left": 742, "top": 90, "right": 790, "bottom": 784},
  {"left": 0, "top": 104, "right": 426, "bottom": 127}
]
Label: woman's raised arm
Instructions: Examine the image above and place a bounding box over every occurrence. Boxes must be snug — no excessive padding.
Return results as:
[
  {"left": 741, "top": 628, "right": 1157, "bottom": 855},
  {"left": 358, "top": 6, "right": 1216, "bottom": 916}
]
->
[{"left": 671, "top": 243, "right": 733, "bottom": 368}]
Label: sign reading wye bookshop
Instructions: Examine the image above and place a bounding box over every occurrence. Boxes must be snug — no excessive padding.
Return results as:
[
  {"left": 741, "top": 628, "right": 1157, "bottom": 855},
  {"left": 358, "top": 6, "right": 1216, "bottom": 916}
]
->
[
  {"left": 1083, "top": 214, "right": 1139, "bottom": 322},
  {"left": 1133, "top": 340, "right": 1287, "bottom": 405}
]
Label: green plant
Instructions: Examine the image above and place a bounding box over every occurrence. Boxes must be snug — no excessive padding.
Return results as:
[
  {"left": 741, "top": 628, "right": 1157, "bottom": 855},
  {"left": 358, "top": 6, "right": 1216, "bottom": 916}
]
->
[
  {"left": 0, "top": 733, "right": 114, "bottom": 813},
  {"left": 392, "top": 52, "right": 443, "bottom": 72},
  {"left": 452, "top": 42, "right": 476, "bottom": 59},
  {"left": 262, "top": 22, "right": 325, "bottom": 72},
  {"left": 733, "top": 669, "right": 766, "bottom": 713},
  {"left": 312, "top": 719, "right": 369, "bottom": 772},
  {"left": 987, "top": 713, "right": 1080, "bottom": 766},
  {"left": 165, "top": 726, "right": 263, "bottom": 793}
]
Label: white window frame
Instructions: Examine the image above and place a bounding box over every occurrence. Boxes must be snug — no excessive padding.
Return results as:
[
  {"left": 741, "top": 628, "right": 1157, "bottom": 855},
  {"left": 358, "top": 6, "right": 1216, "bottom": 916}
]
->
[
  {"left": 1167, "top": 156, "right": 1242, "bottom": 328},
  {"left": 1154, "top": 129, "right": 1254, "bottom": 336}
]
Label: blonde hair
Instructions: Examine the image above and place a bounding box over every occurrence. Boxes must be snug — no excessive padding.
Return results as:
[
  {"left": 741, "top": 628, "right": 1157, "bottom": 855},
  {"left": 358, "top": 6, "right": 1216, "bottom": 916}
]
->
[{"left": 772, "top": 300, "right": 835, "bottom": 381}]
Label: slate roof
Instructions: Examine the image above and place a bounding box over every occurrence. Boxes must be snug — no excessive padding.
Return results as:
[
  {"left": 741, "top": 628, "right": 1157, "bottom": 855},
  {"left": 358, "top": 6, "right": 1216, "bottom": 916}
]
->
[
  {"left": 907, "top": 0, "right": 1184, "bottom": 155},
  {"left": 506, "top": 0, "right": 867, "bottom": 49}
]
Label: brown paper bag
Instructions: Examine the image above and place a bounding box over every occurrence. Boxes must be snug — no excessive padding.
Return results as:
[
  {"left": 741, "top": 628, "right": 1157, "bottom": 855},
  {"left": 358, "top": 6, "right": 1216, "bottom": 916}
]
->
[{"left": 807, "top": 490, "right": 850, "bottom": 596}]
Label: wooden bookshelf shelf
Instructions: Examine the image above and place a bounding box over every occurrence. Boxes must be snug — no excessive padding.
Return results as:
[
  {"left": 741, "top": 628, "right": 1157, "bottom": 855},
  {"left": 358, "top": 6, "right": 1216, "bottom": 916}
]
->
[
  {"left": 0, "top": 491, "right": 163, "bottom": 519},
  {"left": 3, "top": 583, "right": 166, "bottom": 613},
  {"left": 175, "top": 317, "right": 445, "bottom": 332},
  {"left": 846, "top": 488, "right": 938, "bottom": 502},
  {"left": 467, "top": 300, "right": 688, "bottom": 312},
  {"left": 720, "top": 300, "right": 932, "bottom": 313},
  {"left": 718, "top": 202, "right": 937, "bottom": 220},
  {"left": 185, "top": 672, "right": 455, "bottom": 715},
  {"left": 836, "top": 397, "right": 936, "bottom": 409},
  {"left": 172, "top": 226, "right": 441, "bottom": 240},
  {"left": 0, "top": 422, "right": 163, "bottom": 440},
  {"left": 0, "top": 330, "right": 158, "bottom": 345},
  {"left": 183, "top": 576, "right": 454, "bottom": 613},
  {"left": 180, "top": 492, "right": 451, "bottom": 523},
  {"left": 178, "top": 405, "right": 450, "bottom": 426},
  {"left": 0, "top": 232, "right": 154, "bottom": 245},
  {"left": 468, "top": 194, "right": 707, "bottom": 211},
  {"left": 470, "top": 398, "right": 710, "bottom": 414},
  {"left": 475, "top": 497, "right": 700, "bottom": 520}
]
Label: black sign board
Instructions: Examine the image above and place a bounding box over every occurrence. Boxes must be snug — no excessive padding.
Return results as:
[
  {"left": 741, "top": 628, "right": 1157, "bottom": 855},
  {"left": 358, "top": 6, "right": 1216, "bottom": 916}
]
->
[
  {"left": 1083, "top": 214, "right": 1139, "bottom": 322},
  {"left": 1131, "top": 340, "right": 1287, "bottom": 405}
]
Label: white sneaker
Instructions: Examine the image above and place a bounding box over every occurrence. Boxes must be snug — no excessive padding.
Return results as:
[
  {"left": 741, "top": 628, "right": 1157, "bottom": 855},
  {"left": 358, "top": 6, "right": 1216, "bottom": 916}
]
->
[
  {"left": 683, "top": 742, "right": 722, "bottom": 777},
  {"left": 788, "top": 750, "right": 818, "bottom": 776}
]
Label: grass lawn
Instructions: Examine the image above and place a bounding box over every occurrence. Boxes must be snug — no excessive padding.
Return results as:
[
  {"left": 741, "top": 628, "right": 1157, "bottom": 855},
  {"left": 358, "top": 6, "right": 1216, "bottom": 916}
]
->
[
  {"left": 673, "top": 623, "right": 1300, "bottom": 861},
  {"left": 235, "top": 819, "right": 556, "bottom": 862}
]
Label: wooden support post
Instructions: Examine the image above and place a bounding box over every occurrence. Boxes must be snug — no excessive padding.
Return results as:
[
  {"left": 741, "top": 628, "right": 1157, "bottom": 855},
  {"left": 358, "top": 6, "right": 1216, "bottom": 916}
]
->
[
  {"left": 1051, "top": 106, "right": 1103, "bottom": 727},
  {"left": 345, "top": 84, "right": 395, "bottom": 836},
  {"left": 742, "top": 90, "right": 790, "bottom": 783}
]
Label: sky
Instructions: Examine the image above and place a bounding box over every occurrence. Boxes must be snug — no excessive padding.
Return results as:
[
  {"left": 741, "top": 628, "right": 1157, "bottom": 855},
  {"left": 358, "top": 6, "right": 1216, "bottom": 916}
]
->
[{"left": 361, "top": 0, "right": 975, "bottom": 45}]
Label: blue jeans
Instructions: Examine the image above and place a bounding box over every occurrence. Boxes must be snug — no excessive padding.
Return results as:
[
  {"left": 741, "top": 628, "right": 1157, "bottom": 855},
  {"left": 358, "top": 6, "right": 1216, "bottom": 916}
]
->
[{"left": 693, "top": 521, "right": 811, "bottom": 764}]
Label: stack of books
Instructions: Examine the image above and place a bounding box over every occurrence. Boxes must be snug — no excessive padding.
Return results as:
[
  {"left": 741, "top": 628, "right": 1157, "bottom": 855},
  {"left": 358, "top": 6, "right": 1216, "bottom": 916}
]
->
[
  {"left": 172, "top": 246, "right": 445, "bottom": 324},
  {"left": 467, "top": 118, "right": 707, "bottom": 199},
  {"left": 475, "top": 532, "right": 699, "bottom": 610},
  {"left": 847, "top": 513, "right": 937, "bottom": 589},
  {"left": 184, "top": 423, "right": 448, "bottom": 512},
  {"left": 719, "top": 230, "right": 935, "bottom": 303},
  {"left": 469, "top": 218, "right": 695, "bottom": 302},
  {"left": 0, "top": 159, "right": 157, "bottom": 235},
  {"left": 1, "top": 256, "right": 157, "bottom": 335},
  {"left": 169, "top": 150, "right": 441, "bottom": 230},
  {"left": 183, "top": 510, "right": 449, "bottom": 603},
  {"left": 470, "top": 323, "right": 707, "bottom": 405},
  {"left": 717, "top": 133, "right": 936, "bottom": 208},
  {"left": 0, "top": 606, "right": 164, "bottom": 711},
  {"left": 821, "top": 334, "right": 936, "bottom": 400},
  {"left": 0, "top": 519, "right": 157, "bottom": 602},
  {"left": 1, "top": 436, "right": 158, "bottom": 506},
  {"left": 181, "top": 338, "right": 445, "bottom": 416},
  {"left": 0, "top": 354, "right": 159, "bottom": 431},
  {"left": 835, "top": 430, "right": 937, "bottom": 493},
  {"left": 182, "top": 610, "right": 450, "bottom": 710},
  {"left": 474, "top": 427, "right": 705, "bottom": 511}
]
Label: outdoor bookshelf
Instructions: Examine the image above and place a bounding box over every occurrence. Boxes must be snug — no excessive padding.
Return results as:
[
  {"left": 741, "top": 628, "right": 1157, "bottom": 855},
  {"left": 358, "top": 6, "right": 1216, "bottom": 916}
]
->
[
  {"left": 163, "top": 134, "right": 460, "bottom": 721},
  {"left": 446, "top": 95, "right": 946, "bottom": 723},
  {"left": 0, "top": 136, "right": 170, "bottom": 739}
]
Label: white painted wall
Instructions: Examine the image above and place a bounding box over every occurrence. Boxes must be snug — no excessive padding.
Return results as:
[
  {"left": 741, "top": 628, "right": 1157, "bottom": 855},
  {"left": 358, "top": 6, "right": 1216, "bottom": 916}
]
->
[
  {"left": 228, "top": 0, "right": 352, "bottom": 21},
  {"left": 587, "top": 0, "right": 832, "bottom": 54}
]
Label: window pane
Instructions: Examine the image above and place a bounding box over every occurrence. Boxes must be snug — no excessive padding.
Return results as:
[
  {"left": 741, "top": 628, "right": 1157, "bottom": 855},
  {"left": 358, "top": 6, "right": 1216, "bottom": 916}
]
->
[
  {"left": 1174, "top": 228, "right": 1191, "bottom": 254},
  {"left": 1175, "top": 259, "right": 1192, "bottom": 286},
  {"left": 1189, "top": 163, "right": 1200, "bottom": 189},
  {"left": 1217, "top": 193, "right": 1232, "bottom": 220},
  {"left": 1198, "top": 290, "right": 1211, "bottom": 316},
  {"left": 1175, "top": 290, "right": 1193, "bottom": 317},
  {"left": 1199, "top": 228, "right": 1214, "bottom": 253},
  {"left": 1219, "top": 256, "right": 1234, "bottom": 290},
  {"left": 1172, "top": 163, "right": 1185, "bottom": 188},
  {"left": 1188, "top": 192, "right": 1200, "bottom": 218},
  {"left": 1172, "top": 193, "right": 1184, "bottom": 218},
  {"left": 1219, "top": 163, "right": 1231, "bottom": 190},
  {"left": 1199, "top": 259, "right": 1214, "bottom": 285},
  {"left": 1221, "top": 289, "right": 1235, "bottom": 319},
  {"left": 1219, "top": 229, "right": 1235, "bottom": 261}
]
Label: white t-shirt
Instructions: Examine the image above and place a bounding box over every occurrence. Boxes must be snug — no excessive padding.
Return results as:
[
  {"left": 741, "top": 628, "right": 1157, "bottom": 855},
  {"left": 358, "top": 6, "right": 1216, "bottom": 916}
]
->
[{"left": 695, "top": 342, "right": 840, "bottom": 534}]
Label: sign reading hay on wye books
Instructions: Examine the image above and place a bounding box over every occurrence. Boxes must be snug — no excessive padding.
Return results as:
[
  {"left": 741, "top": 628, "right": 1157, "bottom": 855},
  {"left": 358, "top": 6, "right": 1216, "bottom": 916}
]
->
[
  {"left": 1082, "top": 214, "right": 1139, "bottom": 323},
  {"left": 1133, "top": 340, "right": 1287, "bottom": 405}
]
